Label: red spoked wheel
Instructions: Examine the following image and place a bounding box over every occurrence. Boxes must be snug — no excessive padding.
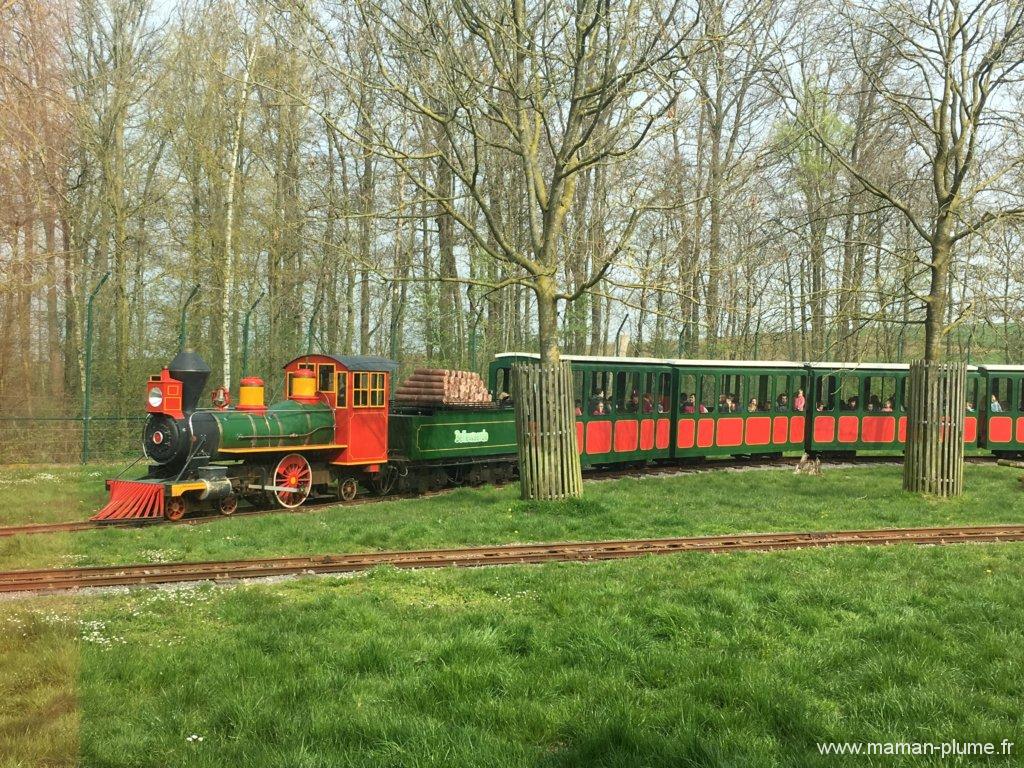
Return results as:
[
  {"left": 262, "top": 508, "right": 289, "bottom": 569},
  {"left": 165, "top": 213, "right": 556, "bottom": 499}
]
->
[
  {"left": 273, "top": 453, "right": 312, "bottom": 509},
  {"left": 165, "top": 497, "right": 188, "bottom": 522}
]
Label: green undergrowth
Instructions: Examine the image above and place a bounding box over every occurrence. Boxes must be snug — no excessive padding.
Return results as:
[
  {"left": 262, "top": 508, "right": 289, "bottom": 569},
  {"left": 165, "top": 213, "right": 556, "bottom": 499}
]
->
[
  {"left": 0, "top": 464, "right": 1022, "bottom": 571},
  {"left": 2, "top": 543, "right": 1022, "bottom": 766}
]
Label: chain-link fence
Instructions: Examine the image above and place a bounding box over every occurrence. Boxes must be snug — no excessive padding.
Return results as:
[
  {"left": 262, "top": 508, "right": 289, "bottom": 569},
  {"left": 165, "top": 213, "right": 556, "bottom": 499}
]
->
[{"left": 0, "top": 417, "right": 145, "bottom": 464}]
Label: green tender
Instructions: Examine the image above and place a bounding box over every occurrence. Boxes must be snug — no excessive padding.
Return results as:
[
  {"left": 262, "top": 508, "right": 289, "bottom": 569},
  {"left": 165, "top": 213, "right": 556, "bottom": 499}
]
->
[
  {"left": 213, "top": 400, "right": 337, "bottom": 451},
  {"left": 389, "top": 407, "right": 517, "bottom": 462}
]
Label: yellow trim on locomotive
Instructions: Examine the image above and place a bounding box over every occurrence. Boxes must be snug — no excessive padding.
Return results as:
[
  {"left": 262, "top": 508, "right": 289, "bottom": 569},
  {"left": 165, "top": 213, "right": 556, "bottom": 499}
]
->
[
  {"left": 169, "top": 481, "right": 207, "bottom": 497},
  {"left": 217, "top": 443, "right": 347, "bottom": 454}
]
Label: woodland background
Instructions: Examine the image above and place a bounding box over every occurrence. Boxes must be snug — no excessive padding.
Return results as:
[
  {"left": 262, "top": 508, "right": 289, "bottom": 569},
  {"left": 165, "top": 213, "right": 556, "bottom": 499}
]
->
[{"left": 2, "top": 0, "right": 1023, "bottom": 460}]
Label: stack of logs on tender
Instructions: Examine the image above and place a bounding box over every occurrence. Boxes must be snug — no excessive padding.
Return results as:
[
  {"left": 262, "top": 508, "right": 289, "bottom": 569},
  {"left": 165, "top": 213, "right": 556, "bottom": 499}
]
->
[{"left": 393, "top": 368, "right": 493, "bottom": 405}]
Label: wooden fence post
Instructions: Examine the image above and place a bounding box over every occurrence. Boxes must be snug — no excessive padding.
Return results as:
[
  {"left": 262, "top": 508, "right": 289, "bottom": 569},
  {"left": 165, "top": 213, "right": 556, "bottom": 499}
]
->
[
  {"left": 511, "top": 361, "right": 583, "bottom": 500},
  {"left": 903, "top": 361, "right": 965, "bottom": 496}
]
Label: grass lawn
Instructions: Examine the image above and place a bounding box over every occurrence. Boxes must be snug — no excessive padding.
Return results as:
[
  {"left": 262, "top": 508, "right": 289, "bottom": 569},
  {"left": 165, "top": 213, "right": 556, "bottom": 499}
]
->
[
  {"left": 0, "top": 463, "right": 1022, "bottom": 572},
  {"left": 2, "top": 544, "right": 1023, "bottom": 766}
]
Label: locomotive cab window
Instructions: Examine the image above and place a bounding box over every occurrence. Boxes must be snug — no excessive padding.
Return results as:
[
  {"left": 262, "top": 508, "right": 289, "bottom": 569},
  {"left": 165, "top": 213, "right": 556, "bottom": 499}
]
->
[
  {"left": 353, "top": 372, "right": 386, "bottom": 408},
  {"left": 336, "top": 372, "right": 347, "bottom": 408},
  {"left": 318, "top": 364, "right": 336, "bottom": 393}
]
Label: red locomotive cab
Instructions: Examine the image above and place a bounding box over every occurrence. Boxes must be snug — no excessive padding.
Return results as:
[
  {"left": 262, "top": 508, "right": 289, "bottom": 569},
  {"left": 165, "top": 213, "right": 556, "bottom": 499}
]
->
[
  {"left": 282, "top": 354, "right": 398, "bottom": 470},
  {"left": 146, "top": 368, "right": 184, "bottom": 419}
]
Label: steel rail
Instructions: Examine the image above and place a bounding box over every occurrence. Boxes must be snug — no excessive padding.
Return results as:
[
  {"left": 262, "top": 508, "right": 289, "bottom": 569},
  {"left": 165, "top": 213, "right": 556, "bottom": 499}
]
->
[{"left": 3, "top": 524, "right": 1023, "bottom": 595}]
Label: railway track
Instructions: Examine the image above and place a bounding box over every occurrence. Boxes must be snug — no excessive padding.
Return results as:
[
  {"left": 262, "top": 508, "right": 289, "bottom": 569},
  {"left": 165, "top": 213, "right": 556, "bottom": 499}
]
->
[
  {"left": 2, "top": 523, "right": 1022, "bottom": 595},
  {"left": 0, "top": 454, "right": 998, "bottom": 539}
]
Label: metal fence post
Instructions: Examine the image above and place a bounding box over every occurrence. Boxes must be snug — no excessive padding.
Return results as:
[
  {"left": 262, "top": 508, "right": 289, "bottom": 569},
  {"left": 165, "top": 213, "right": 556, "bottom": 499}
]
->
[{"left": 82, "top": 272, "right": 110, "bottom": 464}]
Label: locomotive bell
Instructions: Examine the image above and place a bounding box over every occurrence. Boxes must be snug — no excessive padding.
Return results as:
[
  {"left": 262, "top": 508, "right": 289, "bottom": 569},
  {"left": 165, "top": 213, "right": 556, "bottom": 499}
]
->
[{"left": 168, "top": 349, "right": 211, "bottom": 413}]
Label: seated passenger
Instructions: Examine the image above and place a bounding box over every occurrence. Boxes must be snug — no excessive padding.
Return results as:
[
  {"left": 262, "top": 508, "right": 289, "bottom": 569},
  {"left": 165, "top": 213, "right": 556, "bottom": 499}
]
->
[
  {"left": 642, "top": 393, "right": 654, "bottom": 413},
  {"left": 965, "top": 400, "right": 975, "bottom": 413},
  {"left": 869, "top": 395, "right": 881, "bottom": 411},
  {"left": 718, "top": 394, "right": 729, "bottom": 413},
  {"left": 574, "top": 400, "right": 583, "bottom": 417},
  {"left": 683, "top": 394, "right": 696, "bottom": 414},
  {"left": 625, "top": 392, "right": 639, "bottom": 412},
  {"left": 592, "top": 399, "right": 607, "bottom": 416},
  {"left": 990, "top": 394, "right": 1003, "bottom": 412},
  {"left": 776, "top": 392, "right": 789, "bottom": 410},
  {"left": 882, "top": 398, "right": 894, "bottom": 413},
  {"left": 698, "top": 400, "right": 709, "bottom": 414},
  {"left": 747, "top": 398, "right": 758, "bottom": 413},
  {"left": 793, "top": 389, "right": 806, "bottom": 411},
  {"left": 816, "top": 401, "right": 825, "bottom": 412}
]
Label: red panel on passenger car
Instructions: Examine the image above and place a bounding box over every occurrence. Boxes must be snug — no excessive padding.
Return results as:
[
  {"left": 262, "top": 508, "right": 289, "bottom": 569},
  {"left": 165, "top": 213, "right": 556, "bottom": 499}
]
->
[
  {"left": 697, "top": 419, "right": 715, "bottom": 448},
  {"left": 744, "top": 416, "right": 771, "bottom": 446},
  {"left": 790, "top": 416, "right": 805, "bottom": 443},
  {"left": 838, "top": 416, "right": 859, "bottom": 443},
  {"left": 989, "top": 416, "right": 1012, "bottom": 443},
  {"left": 1016, "top": 417, "right": 1024, "bottom": 443},
  {"left": 814, "top": 416, "right": 835, "bottom": 443},
  {"left": 639, "top": 419, "right": 655, "bottom": 450},
  {"left": 772, "top": 417, "right": 789, "bottom": 444},
  {"left": 898, "top": 417, "right": 907, "bottom": 442},
  {"left": 676, "top": 419, "right": 695, "bottom": 449},
  {"left": 656, "top": 418, "right": 670, "bottom": 449},
  {"left": 586, "top": 421, "right": 612, "bottom": 454},
  {"left": 716, "top": 417, "right": 743, "bottom": 447},
  {"left": 614, "top": 420, "right": 638, "bottom": 452},
  {"left": 861, "top": 416, "right": 895, "bottom": 443},
  {"left": 964, "top": 416, "right": 977, "bottom": 444},
  {"left": 576, "top": 421, "right": 584, "bottom": 454}
]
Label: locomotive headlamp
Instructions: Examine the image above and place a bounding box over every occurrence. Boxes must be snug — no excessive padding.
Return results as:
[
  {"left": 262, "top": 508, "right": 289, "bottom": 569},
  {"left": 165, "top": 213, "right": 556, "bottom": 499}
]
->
[{"left": 148, "top": 387, "right": 164, "bottom": 408}]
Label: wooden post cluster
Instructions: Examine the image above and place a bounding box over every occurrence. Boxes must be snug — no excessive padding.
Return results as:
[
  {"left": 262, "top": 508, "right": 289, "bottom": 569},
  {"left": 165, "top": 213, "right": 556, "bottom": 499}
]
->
[
  {"left": 511, "top": 362, "right": 583, "bottom": 500},
  {"left": 903, "top": 361, "right": 966, "bottom": 496}
]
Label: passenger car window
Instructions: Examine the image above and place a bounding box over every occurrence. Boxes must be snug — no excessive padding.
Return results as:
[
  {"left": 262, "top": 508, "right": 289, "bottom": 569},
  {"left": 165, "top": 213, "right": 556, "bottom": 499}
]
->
[
  {"left": 680, "top": 374, "right": 697, "bottom": 416},
  {"left": 990, "top": 377, "right": 1012, "bottom": 412},
  {"left": 658, "top": 373, "right": 672, "bottom": 413},
  {"left": 965, "top": 377, "right": 979, "bottom": 414}
]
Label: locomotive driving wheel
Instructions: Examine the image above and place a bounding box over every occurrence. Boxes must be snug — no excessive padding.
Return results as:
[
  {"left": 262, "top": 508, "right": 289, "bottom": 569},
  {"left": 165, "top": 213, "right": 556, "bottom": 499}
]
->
[
  {"left": 218, "top": 494, "right": 238, "bottom": 516},
  {"left": 165, "top": 497, "right": 189, "bottom": 522},
  {"left": 272, "top": 453, "right": 313, "bottom": 509}
]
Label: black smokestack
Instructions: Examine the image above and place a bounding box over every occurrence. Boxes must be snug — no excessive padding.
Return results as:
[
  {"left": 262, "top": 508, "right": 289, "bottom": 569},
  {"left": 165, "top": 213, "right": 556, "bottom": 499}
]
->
[{"left": 168, "top": 349, "right": 211, "bottom": 413}]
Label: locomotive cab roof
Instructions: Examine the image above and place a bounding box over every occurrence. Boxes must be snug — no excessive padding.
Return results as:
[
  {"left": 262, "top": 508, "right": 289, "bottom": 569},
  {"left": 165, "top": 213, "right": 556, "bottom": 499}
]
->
[{"left": 283, "top": 354, "right": 399, "bottom": 372}]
